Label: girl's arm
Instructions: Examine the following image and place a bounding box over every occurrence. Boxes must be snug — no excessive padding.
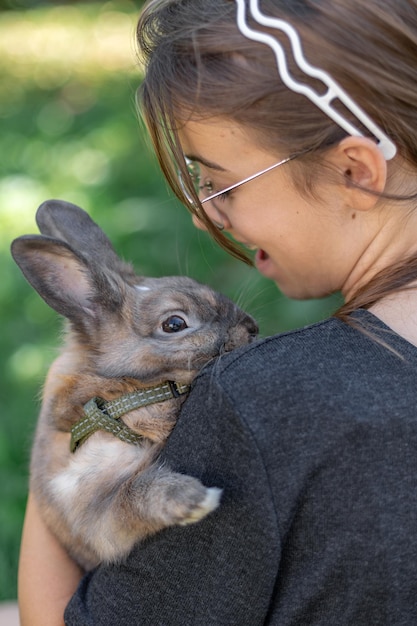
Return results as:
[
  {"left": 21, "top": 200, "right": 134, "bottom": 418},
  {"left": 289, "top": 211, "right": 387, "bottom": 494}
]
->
[{"left": 18, "top": 493, "right": 84, "bottom": 626}]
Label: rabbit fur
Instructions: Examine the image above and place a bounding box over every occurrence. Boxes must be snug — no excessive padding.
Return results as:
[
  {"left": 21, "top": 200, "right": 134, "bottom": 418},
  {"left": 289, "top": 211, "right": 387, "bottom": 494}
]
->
[{"left": 11, "top": 200, "right": 258, "bottom": 570}]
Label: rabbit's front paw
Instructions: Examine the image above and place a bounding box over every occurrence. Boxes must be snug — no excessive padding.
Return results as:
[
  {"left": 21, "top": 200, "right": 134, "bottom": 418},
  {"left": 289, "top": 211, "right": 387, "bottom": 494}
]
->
[
  {"left": 178, "top": 486, "right": 222, "bottom": 525},
  {"left": 146, "top": 473, "right": 222, "bottom": 528}
]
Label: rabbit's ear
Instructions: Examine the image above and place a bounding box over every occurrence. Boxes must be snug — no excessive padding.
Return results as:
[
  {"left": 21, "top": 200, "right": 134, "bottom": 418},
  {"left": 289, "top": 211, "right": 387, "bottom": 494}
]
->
[
  {"left": 35, "top": 200, "right": 136, "bottom": 280},
  {"left": 11, "top": 235, "right": 123, "bottom": 324}
]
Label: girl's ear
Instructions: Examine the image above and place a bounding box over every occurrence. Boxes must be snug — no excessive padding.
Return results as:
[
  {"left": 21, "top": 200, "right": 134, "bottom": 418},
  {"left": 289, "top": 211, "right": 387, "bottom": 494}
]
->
[{"left": 331, "top": 136, "right": 388, "bottom": 211}]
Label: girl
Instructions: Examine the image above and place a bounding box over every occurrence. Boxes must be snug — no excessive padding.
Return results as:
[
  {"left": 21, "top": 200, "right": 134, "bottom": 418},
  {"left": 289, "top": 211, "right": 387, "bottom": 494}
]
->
[{"left": 19, "top": 1, "right": 417, "bottom": 623}]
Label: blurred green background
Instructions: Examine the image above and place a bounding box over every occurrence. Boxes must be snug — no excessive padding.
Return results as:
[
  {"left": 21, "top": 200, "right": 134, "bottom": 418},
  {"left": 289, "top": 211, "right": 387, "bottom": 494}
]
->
[{"left": 0, "top": 0, "right": 340, "bottom": 601}]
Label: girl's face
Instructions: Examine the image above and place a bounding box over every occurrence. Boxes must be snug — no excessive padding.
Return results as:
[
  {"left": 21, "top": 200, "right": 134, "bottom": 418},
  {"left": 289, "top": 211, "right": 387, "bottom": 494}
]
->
[{"left": 180, "top": 117, "right": 365, "bottom": 300}]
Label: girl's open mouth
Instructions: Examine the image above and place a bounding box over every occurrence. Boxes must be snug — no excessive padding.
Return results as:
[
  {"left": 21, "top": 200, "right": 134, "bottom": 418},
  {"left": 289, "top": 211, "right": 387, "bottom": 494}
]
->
[
  {"left": 256, "top": 249, "right": 269, "bottom": 262},
  {"left": 255, "top": 248, "right": 275, "bottom": 278}
]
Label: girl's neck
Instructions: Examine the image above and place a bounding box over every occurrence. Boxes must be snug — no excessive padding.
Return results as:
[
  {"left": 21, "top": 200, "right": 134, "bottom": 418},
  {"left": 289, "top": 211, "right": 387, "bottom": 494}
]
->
[{"left": 369, "top": 285, "right": 417, "bottom": 347}]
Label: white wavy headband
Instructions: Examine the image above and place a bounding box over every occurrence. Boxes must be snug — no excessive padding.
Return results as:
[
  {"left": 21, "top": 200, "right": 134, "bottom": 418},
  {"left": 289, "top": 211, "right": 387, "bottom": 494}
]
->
[{"left": 235, "top": 0, "right": 397, "bottom": 160}]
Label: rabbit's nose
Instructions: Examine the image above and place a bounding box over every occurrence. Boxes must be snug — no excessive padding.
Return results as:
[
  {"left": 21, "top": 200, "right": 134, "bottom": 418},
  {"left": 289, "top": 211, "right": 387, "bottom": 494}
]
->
[
  {"left": 245, "top": 316, "right": 259, "bottom": 341},
  {"left": 224, "top": 315, "right": 259, "bottom": 351}
]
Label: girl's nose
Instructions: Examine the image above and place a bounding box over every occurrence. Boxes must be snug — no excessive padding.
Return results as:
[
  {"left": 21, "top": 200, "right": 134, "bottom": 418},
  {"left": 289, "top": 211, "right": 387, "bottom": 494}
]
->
[
  {"left": 192, "top": 213, "right": 208, "bottom": 231},
  {"left": 193, "top": 202, "right": 230, "bottom": 231},
  {"left": 192, "top": 213, "right": 227, "bottom": 232}
]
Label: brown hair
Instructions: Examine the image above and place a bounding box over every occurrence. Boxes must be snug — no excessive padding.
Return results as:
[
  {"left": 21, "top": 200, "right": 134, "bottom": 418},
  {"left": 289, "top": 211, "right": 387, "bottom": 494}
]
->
[{"left": 136, "top": 0, "right": 417, "bottom": 318}]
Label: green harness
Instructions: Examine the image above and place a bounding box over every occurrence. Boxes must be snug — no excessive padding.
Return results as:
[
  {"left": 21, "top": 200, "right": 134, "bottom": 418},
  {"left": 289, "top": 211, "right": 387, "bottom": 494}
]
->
[{"left": 70, "top": 381, "right": 190, "bottom": 453}]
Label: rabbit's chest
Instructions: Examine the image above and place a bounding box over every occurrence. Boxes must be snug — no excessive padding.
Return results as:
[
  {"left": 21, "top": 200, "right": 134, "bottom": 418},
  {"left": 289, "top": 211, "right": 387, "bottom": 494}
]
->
[{"left": 49, "top": 435, "right": 155, "bottom": 517}]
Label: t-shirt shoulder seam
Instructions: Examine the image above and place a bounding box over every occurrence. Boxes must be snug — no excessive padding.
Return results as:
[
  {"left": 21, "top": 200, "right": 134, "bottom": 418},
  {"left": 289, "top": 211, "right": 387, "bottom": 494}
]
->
[{"left": 217, "top": 385, "right": 285, "bottom": 546}]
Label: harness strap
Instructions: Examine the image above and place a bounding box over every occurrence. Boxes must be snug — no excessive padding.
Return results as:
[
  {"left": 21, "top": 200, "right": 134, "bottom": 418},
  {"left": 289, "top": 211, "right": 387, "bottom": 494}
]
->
[{"left": 70, "top": 381, "right": 190, "bottom": 453}]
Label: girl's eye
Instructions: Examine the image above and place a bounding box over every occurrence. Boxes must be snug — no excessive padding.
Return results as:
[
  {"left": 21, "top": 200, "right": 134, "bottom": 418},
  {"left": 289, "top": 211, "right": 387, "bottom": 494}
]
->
[
  {"left": 199, "top": 179, "right": 233, "bottom": 201},
  {"left": 217, "top": 190, "right": 231, "bottom": 202},
  {"left": 161, "top": 316, "right": 188, "bottom": 333},
  {"left": 200, "top": 180, "right": 232, "bottom": 202},
  {"left": 200, "top": 180, "right": 214, "bottom": 197}
]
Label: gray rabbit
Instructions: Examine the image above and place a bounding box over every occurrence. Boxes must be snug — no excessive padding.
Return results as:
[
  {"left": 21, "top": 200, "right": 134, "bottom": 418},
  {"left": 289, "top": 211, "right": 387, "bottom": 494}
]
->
[{"left": 11, "top": 200, "right": 258, "bottom": 570}]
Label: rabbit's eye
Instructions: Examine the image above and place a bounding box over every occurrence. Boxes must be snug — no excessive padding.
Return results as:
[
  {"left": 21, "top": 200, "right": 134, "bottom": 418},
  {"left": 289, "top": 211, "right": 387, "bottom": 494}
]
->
[{"left": 162, "top": 316, "right": 188, "bottom": 333}]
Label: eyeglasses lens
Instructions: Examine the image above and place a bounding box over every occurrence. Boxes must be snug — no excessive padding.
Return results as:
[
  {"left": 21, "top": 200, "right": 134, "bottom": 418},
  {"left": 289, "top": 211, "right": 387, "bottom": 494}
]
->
[
  {"left": 179, "top": 158, "right": 201, "bottom": 204},
  {"left": 186, "top": 159, "right": 201, "bottom": 195}
]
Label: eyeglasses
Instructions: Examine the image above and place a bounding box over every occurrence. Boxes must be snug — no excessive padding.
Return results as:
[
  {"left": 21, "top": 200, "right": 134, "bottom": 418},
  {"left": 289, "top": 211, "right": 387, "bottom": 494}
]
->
[{"left": 180, "top": 154, "right": 296, "bottom": 206}]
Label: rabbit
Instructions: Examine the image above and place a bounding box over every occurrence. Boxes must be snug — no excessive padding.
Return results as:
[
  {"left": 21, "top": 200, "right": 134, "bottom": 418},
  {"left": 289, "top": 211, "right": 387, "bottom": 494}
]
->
[{"left": 11, "top": 199, "right": 258, "bottom": 571}]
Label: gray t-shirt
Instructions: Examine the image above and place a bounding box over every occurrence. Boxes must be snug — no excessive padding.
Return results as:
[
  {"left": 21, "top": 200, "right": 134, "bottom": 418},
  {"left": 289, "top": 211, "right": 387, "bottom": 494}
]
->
[{"left": 65, "top": 310, "right": 417, "bottom": 625}]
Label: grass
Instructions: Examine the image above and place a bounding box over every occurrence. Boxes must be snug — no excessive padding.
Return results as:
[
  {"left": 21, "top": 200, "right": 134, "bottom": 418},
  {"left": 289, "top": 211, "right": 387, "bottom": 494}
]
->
[{"left": 0, "top": 1, "right": 340, "bottom": 601}]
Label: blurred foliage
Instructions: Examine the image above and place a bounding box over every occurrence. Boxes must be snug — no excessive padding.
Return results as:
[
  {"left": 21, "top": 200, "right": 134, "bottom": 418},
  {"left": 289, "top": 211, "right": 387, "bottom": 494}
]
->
[
  {"left": 0, "top": 1, "right": 341, "bottom": 601},
  {"left": 0, "top": 0, "right": 95, "bottom": 10}
]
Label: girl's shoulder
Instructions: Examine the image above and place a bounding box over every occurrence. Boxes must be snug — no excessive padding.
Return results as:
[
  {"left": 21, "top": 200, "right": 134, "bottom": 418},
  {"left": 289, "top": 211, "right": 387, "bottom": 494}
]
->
[
  {"left": 209, "top": 309, "right": 410, "bottom": 379},
  {"left": 196, "top": 309, "right": 417, "bottom": 419}
]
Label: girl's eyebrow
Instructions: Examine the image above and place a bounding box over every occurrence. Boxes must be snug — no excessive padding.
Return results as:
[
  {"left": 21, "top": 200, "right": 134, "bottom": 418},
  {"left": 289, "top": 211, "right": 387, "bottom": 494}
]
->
[{"left": 185, "top": 154, "right": 227, "bottom": 171}]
